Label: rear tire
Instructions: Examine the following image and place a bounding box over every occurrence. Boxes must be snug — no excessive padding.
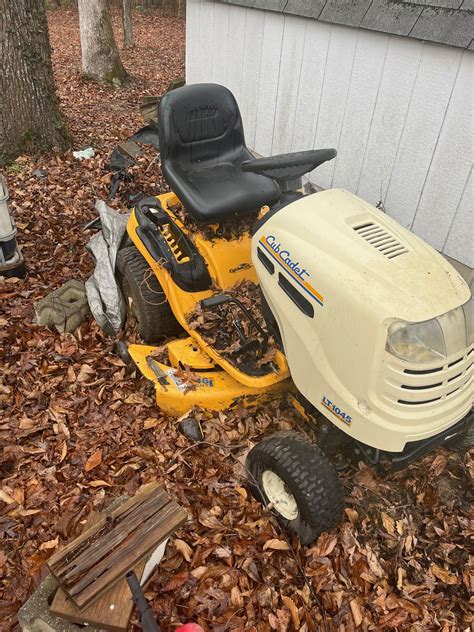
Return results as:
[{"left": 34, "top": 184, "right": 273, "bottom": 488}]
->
[
  {"left": 116, "top": 246, "right": 181, "bottom": 342},
  {"left": 246, "top": 431, "right": 344, "bottom": 545}
]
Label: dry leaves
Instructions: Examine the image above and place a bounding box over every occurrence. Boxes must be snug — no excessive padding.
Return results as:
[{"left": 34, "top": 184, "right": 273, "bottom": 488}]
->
[
  {"left": 84, "top": 448, "right": 102, "bottom": 472},
  {"left": 0, "top": 6, "right": 472, "bottom": 632}
]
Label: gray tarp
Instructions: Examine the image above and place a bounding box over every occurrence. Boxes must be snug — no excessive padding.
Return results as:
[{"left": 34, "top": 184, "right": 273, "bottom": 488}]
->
[{"left": 85, "top": 200, "right": 130, "bottom": 336}]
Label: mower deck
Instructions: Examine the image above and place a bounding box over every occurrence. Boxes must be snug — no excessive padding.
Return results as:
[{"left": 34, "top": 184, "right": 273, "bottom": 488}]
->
[{"left": 129, "top": 338, "right": 291, "bottom": 415}]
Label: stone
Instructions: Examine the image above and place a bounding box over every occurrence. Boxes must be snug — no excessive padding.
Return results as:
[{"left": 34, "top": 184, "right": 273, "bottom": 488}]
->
[
  {"left": 18, "top": 575, "right": 99, "bottom": 632},
  {"left": 35, "top": 280, "right": 89, "bottom": 334}
]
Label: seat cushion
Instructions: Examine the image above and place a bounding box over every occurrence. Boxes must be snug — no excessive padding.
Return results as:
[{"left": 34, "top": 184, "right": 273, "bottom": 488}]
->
[{"left": 164, "top": 162, "right": 281, "bottom": 223}]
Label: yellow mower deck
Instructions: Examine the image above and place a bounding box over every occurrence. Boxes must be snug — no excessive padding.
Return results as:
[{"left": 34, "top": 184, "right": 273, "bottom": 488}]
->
[
  {"left": 129, "top": 339, "right": 291, "bottom": 416},
  {"left": 127, "top": 192, "right": 290, "bottom": 392}
]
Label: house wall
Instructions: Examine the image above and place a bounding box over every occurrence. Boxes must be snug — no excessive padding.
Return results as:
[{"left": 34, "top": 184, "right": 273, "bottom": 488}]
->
[{"left": 186, "top": 0, "right": 473, "bottom": 267}]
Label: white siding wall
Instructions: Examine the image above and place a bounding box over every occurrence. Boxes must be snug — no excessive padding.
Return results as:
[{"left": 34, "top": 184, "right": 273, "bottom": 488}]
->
[{"left": 186, "top": 0, "right": 474, "bottom": 267}]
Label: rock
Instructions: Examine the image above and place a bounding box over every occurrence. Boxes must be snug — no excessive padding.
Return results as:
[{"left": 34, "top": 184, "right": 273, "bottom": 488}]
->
[
  {"left": 35, "top": 280, "right": 89, "bottom": 334},
  {"left": 18, "top": 575, "right": 99, "bottom": 632},
  {"left": 178, "top": 417, "right": 204, "bottom": 442}
]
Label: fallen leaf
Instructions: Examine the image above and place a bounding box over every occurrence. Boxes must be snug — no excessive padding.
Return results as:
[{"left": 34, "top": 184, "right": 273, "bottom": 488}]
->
[
  {"left": 39, "top": 537, "right": 59, "bottom": 551},
  {"left": 263, "top": 539, "right": 290, "bottom": 551},
  {"left": 345, "top": 507, "right": 359, "bottom": 524},
  {"left": 281, "top": 595, "right": 300, "bottom": 628},
  {"left": 431, "top": 563, "right": 458, "bottom": 585},
  {"left": 350, "top": 597, "right": 363, "bottom": 627},
  {"left": 0, "top": 489, "right": 16, "bottom": 505},
  {"left": 143, "top": 417, "right": 160, "bottom": 430},
  {"left": 381, "top": 511, "right": 395, "bottom": 536},
  {"left": 85, "top": 449, "right": 102, "bottom": 472},
  {"left": 174, "top": 538, "right": 192, "bottom": 562},
  {"left": 88, "top": 480, "right": 111, "bottom": 488}
]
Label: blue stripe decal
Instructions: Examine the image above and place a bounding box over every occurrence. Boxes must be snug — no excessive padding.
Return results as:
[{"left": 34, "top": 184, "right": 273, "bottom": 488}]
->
[{"left": 259, "top": 240, "right": 324, "bottom": 307}]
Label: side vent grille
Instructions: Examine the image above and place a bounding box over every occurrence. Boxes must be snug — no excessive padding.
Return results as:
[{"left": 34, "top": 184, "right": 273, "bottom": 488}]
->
[{"left": 353, "top": 222, "right": 408, "bottom": 259}]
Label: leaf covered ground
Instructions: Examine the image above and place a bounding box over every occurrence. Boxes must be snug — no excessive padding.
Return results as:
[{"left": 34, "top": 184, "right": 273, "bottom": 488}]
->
[{"left": 0, "top": 8, "right": 473, "bottom": 632}]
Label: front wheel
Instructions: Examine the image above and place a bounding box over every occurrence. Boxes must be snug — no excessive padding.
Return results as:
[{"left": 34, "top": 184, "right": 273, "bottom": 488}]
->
[{"left": 246, "top": 431, "right": 343, "bottom": 545}]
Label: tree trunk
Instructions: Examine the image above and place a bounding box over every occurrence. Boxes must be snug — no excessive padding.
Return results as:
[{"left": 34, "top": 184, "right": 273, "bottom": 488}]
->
[
  {"left": 122, "top": 0, "right": 134, "bottom": 49},
  {"left": 77, "top": 0, "right": 128, "bottom": 85},
  {"left": 0, "top": 0, "right": 69, "bottom": 166}
]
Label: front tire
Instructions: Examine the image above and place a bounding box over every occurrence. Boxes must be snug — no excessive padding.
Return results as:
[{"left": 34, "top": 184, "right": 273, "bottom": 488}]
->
[
  {"left": 246, "top": 431, "right": 343, "bottom": 545},
  {"left": 116, "top": 246, "right": 181, "bottom": 342}
]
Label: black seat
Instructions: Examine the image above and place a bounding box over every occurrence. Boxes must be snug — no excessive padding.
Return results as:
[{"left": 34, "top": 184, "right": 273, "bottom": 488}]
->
[{"left": 158, "top": 83, "right": 281, "bottom": 223}]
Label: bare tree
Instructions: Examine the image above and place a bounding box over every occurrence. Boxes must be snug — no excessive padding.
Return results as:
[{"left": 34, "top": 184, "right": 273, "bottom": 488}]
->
[
  {"left": 77, "top": 0, "right": 128, "bottom": 85},
  {"left": 0, "top": 0, "right": 69, "bottom": 166},
  {"left": 122, "top": 0, "right": 134, "bottom": 49}
]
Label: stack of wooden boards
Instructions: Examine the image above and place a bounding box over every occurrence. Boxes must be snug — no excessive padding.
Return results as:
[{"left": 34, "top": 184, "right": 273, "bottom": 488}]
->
[{"left": 47, "top": 483, "right": 187, "bottom": 631}]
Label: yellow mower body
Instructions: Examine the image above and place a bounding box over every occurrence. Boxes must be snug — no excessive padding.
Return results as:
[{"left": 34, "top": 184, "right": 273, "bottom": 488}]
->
[{"left": 126, "top": 192, "right": 290, "bottom": 413}]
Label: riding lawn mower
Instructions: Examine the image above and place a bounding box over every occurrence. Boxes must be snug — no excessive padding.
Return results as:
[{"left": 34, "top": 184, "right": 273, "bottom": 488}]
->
[{"left": 115, "top": 83, "right": 473, "bottom": 544}]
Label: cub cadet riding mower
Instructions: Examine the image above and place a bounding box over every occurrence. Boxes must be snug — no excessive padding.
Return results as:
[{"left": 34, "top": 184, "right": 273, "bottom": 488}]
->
[{"left": 116, "top": 83, "right": 473, "bottom": 544}]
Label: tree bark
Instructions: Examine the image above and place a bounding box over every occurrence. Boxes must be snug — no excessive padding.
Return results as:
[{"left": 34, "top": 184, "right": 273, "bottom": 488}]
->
[
  {"left": 77, "top": 0, "right": 128, "bottom": 85},
  {"left": 0, "top": 0, "right": 69, "bottom": 166},
  {"left": 122, "top": 0, "right": 134, "bottom": 49}
]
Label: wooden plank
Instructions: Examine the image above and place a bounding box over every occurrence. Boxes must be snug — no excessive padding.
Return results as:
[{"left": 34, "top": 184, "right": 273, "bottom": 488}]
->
[
  {"left": 50, "top": 512, "right": 147, "bottom": 632},
  {"left": 71, "top": 502, "right": 186, "bottom": 608},
  {"left": 140, "top": 99, "right": 159, "bottom": 124},
  {"left": 53, "top": 490, "right": 169, "bottom": 580},
  {"left": 48, "top": 483, "right": 162, "bottom": 569},
  {"left": 47, "top": 484, "right": 187, "bottom": 609}
]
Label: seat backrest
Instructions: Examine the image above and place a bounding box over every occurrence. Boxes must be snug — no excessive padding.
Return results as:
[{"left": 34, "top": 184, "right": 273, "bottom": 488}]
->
[{"left": 158, "top": 83, "right": 247, "bottom": 169}]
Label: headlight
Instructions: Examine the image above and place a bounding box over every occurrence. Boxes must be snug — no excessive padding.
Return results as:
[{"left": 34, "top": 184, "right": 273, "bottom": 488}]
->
[
  {"left": 387, "top": 296, "right": 473, "bottom": 363},
  {"left": 462, "top": 295, "right": 473, "bottom": 345},
  {"left": 387, "top": 318, "right": 446, "bottom": 362}
]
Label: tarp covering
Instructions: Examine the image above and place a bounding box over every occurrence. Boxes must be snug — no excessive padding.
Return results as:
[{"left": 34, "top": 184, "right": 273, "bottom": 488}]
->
[{"left": 85, "top": 200, "right": 129, "bottom": 336}]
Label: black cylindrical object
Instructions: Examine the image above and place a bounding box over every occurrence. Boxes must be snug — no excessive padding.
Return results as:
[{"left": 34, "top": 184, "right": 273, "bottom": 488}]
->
[{"left": 126, "top": 570, "right": 160, "bottom": 632}]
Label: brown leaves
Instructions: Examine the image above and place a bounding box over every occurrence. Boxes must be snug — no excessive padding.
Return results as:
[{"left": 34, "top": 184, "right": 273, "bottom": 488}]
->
[
  {"left": 1, "top": 7, "right": 472, "bottom": 632},
  {"left": 430, "top": 563, "right": 458, "bottom": 585},
  {"left": 84, "top": 448, "right": 102, "bottom": 472},
  {"left": 174, "top": 539, "right": 193, "bottom": 563},
  {"left": 263, "top": 538, "right": 290, "bottom": 551},
  {"left": 306, "top": 532, "right": 338, "bottom": 557},
  {"left": 187, "top": 280, "right": 277, "bottom": 371}
]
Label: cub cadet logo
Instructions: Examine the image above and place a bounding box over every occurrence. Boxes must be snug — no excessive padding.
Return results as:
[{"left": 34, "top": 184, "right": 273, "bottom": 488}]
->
[
  {"left": 265, "top": 235, "right": 310, "bottom": 280},
  {"left": 229, "top": 262, "right": 252, "bottom": 273},
  {"left": 258, "top": 235, "right": 324, "bottom": 307},
  {"left": 321, "top": 396, "right": 352, "bottom": 425}
]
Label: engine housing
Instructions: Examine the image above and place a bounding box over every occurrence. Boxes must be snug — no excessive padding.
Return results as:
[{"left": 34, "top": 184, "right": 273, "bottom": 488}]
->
[{"left": 252, "top": 189, "right": 472, "bottom": 451}]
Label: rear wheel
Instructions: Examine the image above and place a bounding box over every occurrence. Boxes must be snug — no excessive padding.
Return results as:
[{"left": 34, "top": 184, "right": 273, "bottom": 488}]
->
[
  {"left": 246, "top": 431, "right": 343, "bottom": 545},
  {"left": 116, "top": 246, "right": 181, "bottom": 342}
]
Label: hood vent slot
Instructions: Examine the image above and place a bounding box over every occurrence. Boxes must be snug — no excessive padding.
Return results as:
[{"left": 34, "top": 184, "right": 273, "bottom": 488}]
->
[{"left": 353, "top": 222, "right": 408, "bottom": 259}]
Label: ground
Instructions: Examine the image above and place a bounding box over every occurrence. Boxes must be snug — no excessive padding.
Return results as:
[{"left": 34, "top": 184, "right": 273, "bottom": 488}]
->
[{"left": 0, "top": 8, "right": 472, "bottom": 632}]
